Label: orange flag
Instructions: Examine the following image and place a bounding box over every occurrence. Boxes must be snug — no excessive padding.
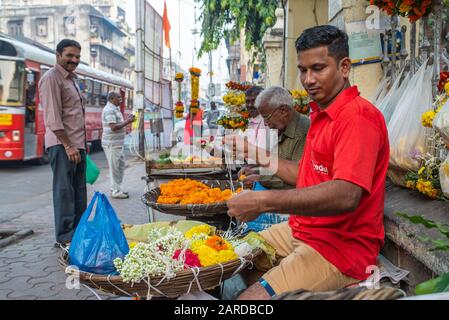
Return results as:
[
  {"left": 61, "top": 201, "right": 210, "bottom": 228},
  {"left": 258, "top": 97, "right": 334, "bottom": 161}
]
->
[{"left": 163, "top": 1, "right": 171, "bottom": 49}]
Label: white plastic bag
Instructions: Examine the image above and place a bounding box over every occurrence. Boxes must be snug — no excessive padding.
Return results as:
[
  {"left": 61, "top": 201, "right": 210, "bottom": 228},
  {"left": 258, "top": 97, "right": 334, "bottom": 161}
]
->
[
  {"left": 433, "top": 98, "right": 449, "bottom": 143},
  {"left": 439, "top": 153, "right": 449, "bottom": 198},
  {"left": 388, "top": 62, "right": 433, "bottom": 172},
  {"left": 370, "top": 75, "right": 391, "bottom": 105},
  {"left": 377, "top": 69, "right": 411, "bottom": 125}
]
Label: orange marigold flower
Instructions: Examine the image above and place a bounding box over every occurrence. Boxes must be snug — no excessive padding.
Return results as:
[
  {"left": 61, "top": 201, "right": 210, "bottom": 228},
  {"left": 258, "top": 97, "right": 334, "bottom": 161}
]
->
[{"left": 205, "top": 235, "right": 229, "bottom": 251}]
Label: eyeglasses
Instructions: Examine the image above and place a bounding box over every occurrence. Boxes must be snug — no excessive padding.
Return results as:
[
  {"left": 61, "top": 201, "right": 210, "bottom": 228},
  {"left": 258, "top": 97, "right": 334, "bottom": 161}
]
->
[{"left": 261, "top": 108, "right": 280, "bottom": 122}]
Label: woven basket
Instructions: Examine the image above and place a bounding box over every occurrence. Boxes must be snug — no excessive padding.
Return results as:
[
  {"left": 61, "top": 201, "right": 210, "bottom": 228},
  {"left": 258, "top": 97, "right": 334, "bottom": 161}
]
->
[
  {"left": 142, "top": 180, "right": 243, "bottom": 217},
  {"left": 59, "top": 248, "right": 260, "bottom": 299}
]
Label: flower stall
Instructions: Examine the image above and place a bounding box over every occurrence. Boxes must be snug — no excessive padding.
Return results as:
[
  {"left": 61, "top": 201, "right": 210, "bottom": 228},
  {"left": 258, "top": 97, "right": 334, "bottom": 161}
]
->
[
  {"left": 371, "top": 0, "right": 449, "bottom": 201},
  {"left": 217, "top": 81, "right": 252, "bottom": 131}
]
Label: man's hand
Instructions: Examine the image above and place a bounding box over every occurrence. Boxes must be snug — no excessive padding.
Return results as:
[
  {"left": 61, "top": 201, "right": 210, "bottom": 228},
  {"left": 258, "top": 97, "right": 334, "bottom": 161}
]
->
[
  {"left": 66, "top": 146, "right": 81, "bottom": 164},
  {"left": 242, "top": 174, "right": 261, "bottom": 187},
  {"left": 238, "top": 165, "right": 259, "bottom": 177},
  {"left": 126, "top": 114, "right": 136, "bottom": 123},
  {"left": 226, "top": 190, "right": 266, "bottom": 222}
]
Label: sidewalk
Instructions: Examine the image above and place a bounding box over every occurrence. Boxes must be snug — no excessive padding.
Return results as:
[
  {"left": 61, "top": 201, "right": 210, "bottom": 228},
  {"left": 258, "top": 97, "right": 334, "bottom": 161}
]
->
[{"left": 0, "top": 156, "right": 181, "bottom": 300}]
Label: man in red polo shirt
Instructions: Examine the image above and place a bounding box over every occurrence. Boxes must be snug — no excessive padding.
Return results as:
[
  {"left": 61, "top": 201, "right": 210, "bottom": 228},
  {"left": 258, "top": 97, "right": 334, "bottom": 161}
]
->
[{"left": 226, "top": 25, "right": 389, "bottom": 299}]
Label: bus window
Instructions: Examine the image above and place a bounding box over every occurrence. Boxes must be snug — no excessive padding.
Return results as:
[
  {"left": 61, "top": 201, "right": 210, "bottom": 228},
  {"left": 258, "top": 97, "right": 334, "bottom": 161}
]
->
[
  {"left": 0, "top": 60, "right": 25, "bottom": 106},
  {"left": 93, "top": 80, "right": 101, "bottom": 106},
  {"left": 100, "top": 82, "right": 108, "bottom": 107}
]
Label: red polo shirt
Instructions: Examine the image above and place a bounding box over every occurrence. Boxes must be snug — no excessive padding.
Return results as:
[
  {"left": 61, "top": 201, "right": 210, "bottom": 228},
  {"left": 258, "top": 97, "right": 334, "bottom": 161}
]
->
[{"left": 288, "top": 86, "right": 389, "bottom": 280}]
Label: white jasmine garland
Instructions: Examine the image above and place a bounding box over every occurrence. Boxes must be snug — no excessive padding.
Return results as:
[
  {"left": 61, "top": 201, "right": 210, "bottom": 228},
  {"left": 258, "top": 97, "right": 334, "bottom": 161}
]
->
[{"left": 114, "top": 227, "right": 188, "bottom": 284}]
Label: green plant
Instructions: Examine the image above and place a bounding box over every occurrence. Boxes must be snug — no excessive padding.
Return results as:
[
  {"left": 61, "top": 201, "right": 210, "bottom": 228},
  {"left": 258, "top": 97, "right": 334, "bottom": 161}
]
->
[
  {"left": 395, "top": 211, "right": 449, "bottom": 295},
  {"left": 194, "top": 0, "right": 279, "bottom": 58},
  {"left": 395, "top": 211, "right": 449, "bottom": 250}
]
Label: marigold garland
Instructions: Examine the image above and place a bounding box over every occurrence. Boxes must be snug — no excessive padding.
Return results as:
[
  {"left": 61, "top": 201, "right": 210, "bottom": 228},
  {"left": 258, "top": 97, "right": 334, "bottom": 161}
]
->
[
  {"left": 369, "top": 0, "right": 432, "bottom": 22},
  {"left": 174, "top": 72, "right": 185, "bottom": 118},
  {"left": 157, "top": 178, "right": 242, "bottom": 205}
]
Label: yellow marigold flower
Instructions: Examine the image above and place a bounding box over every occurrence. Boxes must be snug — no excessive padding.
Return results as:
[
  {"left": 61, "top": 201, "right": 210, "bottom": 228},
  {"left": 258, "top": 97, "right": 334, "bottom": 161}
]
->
[
  {"left": 193, "top": 245, "right": 219, "bottom": 267},
  {"left": 418, "top": 166, "right": 425, "bottom": 175},
  {"left": 405, "top": 180, "right": 416, "bottom": 190},
  {"left": 399, "top": 3, "right": 412, "bottom": 13},
  {"left": 216, "top": 249, "right": 238, "bottom": 263},
  {"left": 445, "top": 82, "right": 449, "bottom": 96},
  {"left": 421, "top": 110, "right": 436, "bottom": 127},
  {"left": 129, "top": 242, "right": 138, "bottom": 249},
  {"left": 185, "top": 225, "right": 212, "bottom": 239}
]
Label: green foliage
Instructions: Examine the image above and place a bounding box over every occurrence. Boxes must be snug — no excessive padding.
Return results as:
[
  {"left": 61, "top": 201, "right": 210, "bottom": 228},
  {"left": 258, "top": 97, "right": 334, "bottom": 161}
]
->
[
  {"left": 194, "top": 0, "right": 279, "bottom": 58},
  {"left": 415, "top": 273, "right": 449, "bottom": 295},
  {"left": 395, "top": 211, "right": 449, "bottom": 250},
  {"left": 395, "top": 211, "right": 449, "bottom": 295}
]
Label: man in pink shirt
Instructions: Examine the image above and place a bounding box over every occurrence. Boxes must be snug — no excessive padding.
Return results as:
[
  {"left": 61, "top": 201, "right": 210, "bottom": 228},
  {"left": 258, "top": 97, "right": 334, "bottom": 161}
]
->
[
  {"left": 40, "top": 39, "right": 87, "bottom": 248},
  {"left": 245, "top": 86, "right": 266, "bottom": 149}
]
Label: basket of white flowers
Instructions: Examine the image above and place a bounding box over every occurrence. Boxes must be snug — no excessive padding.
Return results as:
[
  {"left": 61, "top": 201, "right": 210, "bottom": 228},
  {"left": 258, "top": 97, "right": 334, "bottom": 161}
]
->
[{"left": 60, "top": 222, "right": 264, "bottom": 299}]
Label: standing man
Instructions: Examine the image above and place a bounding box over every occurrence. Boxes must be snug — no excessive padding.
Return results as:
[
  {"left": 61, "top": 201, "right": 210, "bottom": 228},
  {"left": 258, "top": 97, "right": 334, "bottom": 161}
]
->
[
  {"left": 102, "top": 92, "right": 135, "bottom": 199},
  {"left": 245, "top": 86, "right": 266, "bottom": 148},
  {"left": 40, "top": 39, "right": 86, "bottom": 248},
  {"left": 227, "top": 25, "right": 390, "bottom": 299}
]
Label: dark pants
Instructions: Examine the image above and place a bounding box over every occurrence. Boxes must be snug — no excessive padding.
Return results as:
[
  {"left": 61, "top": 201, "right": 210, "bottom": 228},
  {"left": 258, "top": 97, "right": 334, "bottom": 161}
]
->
[{"left": 49, "top": 145, "right": 87, "bottom": 243}]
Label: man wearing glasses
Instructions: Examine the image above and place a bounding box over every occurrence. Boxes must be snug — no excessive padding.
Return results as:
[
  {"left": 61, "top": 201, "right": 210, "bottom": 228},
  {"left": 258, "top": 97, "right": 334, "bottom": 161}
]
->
[{"left": 241, "top": 86, "right": 310, "bottom": 232}]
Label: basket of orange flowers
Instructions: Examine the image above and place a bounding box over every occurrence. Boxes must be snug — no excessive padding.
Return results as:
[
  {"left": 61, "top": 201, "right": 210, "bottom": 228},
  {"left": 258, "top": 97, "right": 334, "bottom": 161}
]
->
[{"left": 142, "top": 178, "right": 243, "bottom": 217}]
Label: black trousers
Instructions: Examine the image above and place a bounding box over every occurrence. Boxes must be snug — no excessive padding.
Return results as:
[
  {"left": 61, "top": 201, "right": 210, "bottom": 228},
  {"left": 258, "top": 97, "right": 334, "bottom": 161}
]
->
[{"left": 49, "top": 145, "right": 87, "bottom": 243}]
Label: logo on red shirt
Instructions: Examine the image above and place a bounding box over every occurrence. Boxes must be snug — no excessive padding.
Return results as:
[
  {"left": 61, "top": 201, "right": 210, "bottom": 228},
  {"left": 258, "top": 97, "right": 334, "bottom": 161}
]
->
[{"left": 312, "top": 160, "right": 329, "bottom": 175}]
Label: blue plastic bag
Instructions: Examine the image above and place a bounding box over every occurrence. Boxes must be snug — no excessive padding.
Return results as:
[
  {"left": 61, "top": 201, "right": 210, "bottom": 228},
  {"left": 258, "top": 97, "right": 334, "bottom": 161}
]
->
[
  {"left": 244, "top": 182, "right": 289, "bottom": 232},
  {"left": 68, "top": 191, "right": 129, "bottom": 274}
]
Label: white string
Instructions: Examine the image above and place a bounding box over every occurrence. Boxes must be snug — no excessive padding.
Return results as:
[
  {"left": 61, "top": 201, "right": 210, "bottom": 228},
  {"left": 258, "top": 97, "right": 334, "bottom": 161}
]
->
[
  {"left": 190, "top": 267, "right": 203, "bottom": 292},
  {"left": 231, "top": 257, "right": 248, "bottom": 277},
  {"left": 82, "top": 284, "right": 102, "bottom": 300},
  {"left": 217, "top": 263, "right": 224, "bottom": 287},
  {"left": 106, "top": 274, "right": 133, "bottom": 297}
]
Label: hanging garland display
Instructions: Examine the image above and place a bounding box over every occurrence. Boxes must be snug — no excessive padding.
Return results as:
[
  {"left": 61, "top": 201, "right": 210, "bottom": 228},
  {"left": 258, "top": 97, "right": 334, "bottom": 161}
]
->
[
  {"left": 189, "top": 68, "right": 201, "bottom": 116},
  {"left": 217, "top": 81, "right": 251, "bottom": 131},
  {"left": 369, "top": 0, "right": 433, "bottom": 22},
  {"left": 174, "top": 73, "right": 184, "bottom": 119},
  {"left": 290, "top": 89, "right": 311, "bottom": 115}
]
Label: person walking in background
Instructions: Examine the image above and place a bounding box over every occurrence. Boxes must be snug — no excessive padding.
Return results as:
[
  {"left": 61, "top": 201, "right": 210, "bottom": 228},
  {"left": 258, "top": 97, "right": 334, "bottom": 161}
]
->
[
  {"left": 101, "top": 92, "right": 135, "bottom": 199},
  {"left": 206, "top": 101, "right": 220, "bottom": 141},
  {"left": 40, "top": 39, "right": 86, "bottom": 248}
]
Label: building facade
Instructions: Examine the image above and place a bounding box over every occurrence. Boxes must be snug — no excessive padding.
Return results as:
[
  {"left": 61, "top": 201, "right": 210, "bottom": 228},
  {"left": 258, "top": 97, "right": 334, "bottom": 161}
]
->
[{"left": 0, "top": 0, "right": 134, "bottom": 79}]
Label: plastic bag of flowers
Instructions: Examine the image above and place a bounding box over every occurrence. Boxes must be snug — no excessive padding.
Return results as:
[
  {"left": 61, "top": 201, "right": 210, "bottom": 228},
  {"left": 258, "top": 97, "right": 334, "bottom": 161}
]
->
[{"left": 388, "top": 61, "right": 433, "bottom": 172}]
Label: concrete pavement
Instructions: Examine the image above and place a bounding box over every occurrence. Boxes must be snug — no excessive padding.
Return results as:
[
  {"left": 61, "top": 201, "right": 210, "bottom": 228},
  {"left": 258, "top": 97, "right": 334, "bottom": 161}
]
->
[{"left": 0, "top": 155, "right": 181, "bottom": 300}]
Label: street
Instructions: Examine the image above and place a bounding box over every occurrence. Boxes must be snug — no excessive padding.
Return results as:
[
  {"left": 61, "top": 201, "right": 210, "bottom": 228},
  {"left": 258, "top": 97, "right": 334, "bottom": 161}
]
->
[{"left": 0, "top": 145, "right": 111, "bottom": 224}]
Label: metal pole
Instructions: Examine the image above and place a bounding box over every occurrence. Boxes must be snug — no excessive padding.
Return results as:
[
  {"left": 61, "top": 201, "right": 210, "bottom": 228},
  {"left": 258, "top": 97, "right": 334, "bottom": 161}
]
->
[
  {"left": 208, "top": 50, "right": 213, "bottom": 104},
  {"left": 432, "top": 0, "right": 443, "bottom": 97},
  {"left": 135, "top": 0, "right": 145, "bottom": 158},
  {"left": 410, "top": 22, "right": 417, "bottom": 74},
  {"left": 400, "top": 25, "right": 408, "bottom": 71},
  {"left": 383, "top": 30, "right": 392, "bottom": 76},
  {"left": 420, "top": 15, "right": 431, "bottom": 63},
  {"left": 391, "top": 16, "right": 398, "bottom": 81}
]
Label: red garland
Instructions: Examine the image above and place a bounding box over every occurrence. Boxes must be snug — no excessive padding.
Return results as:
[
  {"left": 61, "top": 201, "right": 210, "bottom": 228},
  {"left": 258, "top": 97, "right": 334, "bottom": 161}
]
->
[
  {"left": 438, "top": 72, "right": 449, "bottom": 93},
  {"left": 173, "top": 249, "right": 202, "bottom": 268}
]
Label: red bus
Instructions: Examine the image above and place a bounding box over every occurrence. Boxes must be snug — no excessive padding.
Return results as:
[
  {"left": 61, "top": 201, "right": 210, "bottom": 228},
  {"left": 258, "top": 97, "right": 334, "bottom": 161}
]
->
[{"left": 0, "top": 34, "right": 134, "bottom": 163}]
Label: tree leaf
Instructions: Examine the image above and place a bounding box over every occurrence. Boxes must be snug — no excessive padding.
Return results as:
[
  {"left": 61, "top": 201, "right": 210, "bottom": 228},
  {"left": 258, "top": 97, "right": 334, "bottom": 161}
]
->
[{"left": 415, "top": 273, "right": 449, "bottom": 295}]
